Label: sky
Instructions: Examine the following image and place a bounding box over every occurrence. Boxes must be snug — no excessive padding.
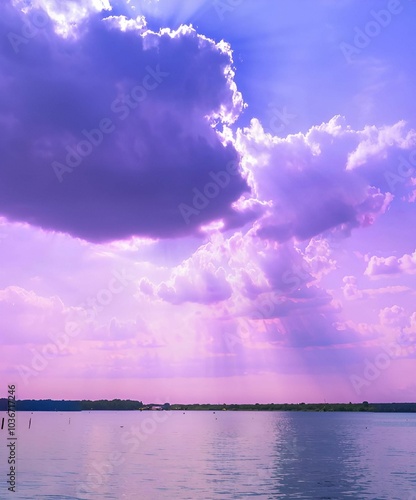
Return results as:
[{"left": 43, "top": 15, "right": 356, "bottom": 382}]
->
[{"left": 0, "top": 0, "right": 415, "bottom": 404}]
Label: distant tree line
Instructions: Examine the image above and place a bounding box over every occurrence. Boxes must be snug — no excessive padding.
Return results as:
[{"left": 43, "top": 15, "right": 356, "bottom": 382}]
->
[
  {"left": 0, "top": 399, "right": 143, "bottom": 411},
  {"left": 1, "top": 400, "right": 415, "bottom": 412},
  {"left": 169, "top": 402, "right": 416, "bottom": 412},
  {"left": 80, "top": 399, "right": 143, "bottom": 411}
]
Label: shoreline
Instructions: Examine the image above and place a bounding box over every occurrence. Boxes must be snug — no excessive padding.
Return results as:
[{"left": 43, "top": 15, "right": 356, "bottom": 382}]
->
[{"left": 1, "top": 400, "right": 416, "bottom": 412}]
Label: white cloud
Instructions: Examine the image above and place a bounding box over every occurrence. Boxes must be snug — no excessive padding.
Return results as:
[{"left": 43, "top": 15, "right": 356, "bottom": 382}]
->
[{"left": 365, "top": 250, "right": 416, "bottom": 276}]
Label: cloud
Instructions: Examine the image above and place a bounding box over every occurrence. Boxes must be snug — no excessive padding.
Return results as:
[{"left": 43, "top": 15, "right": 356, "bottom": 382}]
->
[
  {"left": 144, "top": 230, "right": 361, "bottom": 351},
  {"left": 236, "top": 115, "right": 415, "bottom": 243},
  {"left": 11, "top": 0, "right": 113, "bottom": 36},
  {"left": 304, "top": 237, "right": 337, "bottom": 279},
  {"left": 2, "top": 2, "right": 414, "bottom": 248},
  {"left": 342, "top": 276, "right": 363, "bottom": 300},
  {"left": 0, "top": 2, "right": 252, "bottom": 243},
  {"left": 157, "top": 265, "right": 232, "bottom": 305},
  {"left": 342, "top": 275, "right": 411, "bottom": 300},
  {"left": 365, "top": 250, "right": 416, "bottom": 276},
  {"left": 91, "top": 315, "right": 149, "bottom": 342},
  {"left": 403, "top": 312, "right": 416, "bottom": 336},
  {"left": 377, "top": 306, "right": 416, "bottom": 348},
  {"left": 0, "top": 286, "right": 67, "bottom": 344},
  {"left": 346, "top": 120, "right": 416, "bottom": 170},
  {"left": 379, "top": 305, "right": 407, "bottom": 328},
  {"left": 277, "top": 312, "right": 360, "bottom": 348},
  {"left": 150, "top": 231, "right": 315, "bottom": 307},
  {"left": 139, "top": 277, "right": 155, "bottom": 296}
]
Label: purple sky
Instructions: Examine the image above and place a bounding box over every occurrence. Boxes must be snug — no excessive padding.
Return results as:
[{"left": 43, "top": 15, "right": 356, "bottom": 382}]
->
[{"left": 0, "top": 0, "right": 415, "bottom": 403}]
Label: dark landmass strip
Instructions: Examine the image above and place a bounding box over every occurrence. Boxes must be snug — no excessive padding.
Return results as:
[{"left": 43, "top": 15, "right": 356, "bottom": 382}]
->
[
  {"left": 1, "top": 400, "right": 416, "bottom": 412},
  {"left": 169, "top": 402, "right": 416, "bottom": 412},
  {"left": 0, "top": 399, "right": 143, "bottom": 411}
]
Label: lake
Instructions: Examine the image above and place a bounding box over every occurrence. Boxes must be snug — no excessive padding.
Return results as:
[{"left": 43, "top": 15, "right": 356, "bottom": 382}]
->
[{"left": 1, "top": 411, "right": 416, "bottom": 499}]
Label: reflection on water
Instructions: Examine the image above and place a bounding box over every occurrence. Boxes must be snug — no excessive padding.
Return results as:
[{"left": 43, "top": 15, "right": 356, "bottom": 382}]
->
[{"left": 1, "top": 411, "right": 416, "bottom": 499}]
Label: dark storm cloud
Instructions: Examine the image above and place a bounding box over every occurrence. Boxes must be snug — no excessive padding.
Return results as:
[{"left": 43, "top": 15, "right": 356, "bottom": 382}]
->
[{"left": 0, "top": 3, "right": 252, "bottom": 242}]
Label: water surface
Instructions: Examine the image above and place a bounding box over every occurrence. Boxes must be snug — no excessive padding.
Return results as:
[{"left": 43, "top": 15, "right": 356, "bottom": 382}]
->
[{"left": 1, "top": 411, "right": 416, "bottom": 499}]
